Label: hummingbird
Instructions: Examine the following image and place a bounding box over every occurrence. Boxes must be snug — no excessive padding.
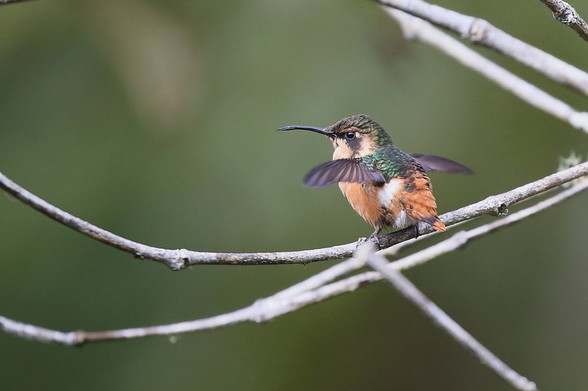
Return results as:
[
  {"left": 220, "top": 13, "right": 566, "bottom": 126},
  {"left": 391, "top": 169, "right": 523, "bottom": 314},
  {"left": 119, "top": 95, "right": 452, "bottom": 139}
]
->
[{"left": 278, "top": 114, "right": 472, "bottom": 240}]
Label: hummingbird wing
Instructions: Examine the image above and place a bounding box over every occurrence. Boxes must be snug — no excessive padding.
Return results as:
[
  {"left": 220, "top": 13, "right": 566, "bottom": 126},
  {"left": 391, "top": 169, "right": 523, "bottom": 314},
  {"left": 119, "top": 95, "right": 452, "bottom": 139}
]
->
[
  {"left": 410, "top": 154, "right": 473, "bottom": 174},
  {"left": 303, "top": 159, "right": 386, "bottom": 188}
]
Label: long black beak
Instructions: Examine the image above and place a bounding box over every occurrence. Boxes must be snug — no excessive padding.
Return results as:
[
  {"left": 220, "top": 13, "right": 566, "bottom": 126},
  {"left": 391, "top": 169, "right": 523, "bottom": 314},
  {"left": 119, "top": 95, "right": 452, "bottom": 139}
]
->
[{"left": 277, "top": 125, "right": 333, "bottom": 137}]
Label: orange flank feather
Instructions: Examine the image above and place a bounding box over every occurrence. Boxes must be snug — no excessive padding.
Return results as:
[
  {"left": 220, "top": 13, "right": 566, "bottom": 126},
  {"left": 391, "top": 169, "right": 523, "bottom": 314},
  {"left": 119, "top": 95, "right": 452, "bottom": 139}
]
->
[{"left": 398, "top": 173, "right": 446, "bottom": 232}]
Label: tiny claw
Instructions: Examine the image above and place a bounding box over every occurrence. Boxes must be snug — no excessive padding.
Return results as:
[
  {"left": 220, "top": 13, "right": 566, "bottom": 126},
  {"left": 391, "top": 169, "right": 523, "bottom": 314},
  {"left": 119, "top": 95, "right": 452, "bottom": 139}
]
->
[
  {"left": 366, "top": 226, "right": 383, "bottom": 249},
  {"left": 357, "top": 233, "right": 381, "bottom": 250}
]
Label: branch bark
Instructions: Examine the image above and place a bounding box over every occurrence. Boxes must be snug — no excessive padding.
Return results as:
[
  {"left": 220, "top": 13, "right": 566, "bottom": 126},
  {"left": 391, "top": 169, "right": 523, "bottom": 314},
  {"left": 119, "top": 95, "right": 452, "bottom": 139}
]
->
[{"left": 539, "top": 0, "right": 588, "bottom": 42}]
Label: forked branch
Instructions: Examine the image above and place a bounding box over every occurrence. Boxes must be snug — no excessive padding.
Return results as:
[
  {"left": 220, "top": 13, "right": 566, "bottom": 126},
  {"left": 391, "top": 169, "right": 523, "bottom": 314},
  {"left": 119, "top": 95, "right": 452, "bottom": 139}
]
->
[
  {"left": 365, "top": 249, "right": 538, "bottom": 391},
  {"left": 383, "top": 8, "right": 588, "bottom": 134},
  {"left": 1, "top": 175, "right": 587, "bottom": 347},
  {"left": 376, "top": 0, "right": 588, "bottom": 97}
]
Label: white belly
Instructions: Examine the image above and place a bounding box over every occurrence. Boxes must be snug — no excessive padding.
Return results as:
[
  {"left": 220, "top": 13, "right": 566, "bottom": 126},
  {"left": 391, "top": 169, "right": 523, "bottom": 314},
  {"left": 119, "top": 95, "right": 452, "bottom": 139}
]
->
[
  {"left": 390, "top": 209, "right": 414, "bottom": 229},
  {"left": 377, "top": 179, "right": 402, "bottom": 207},
  {"left": 377, "top": 179, "right": 416, "bottom": 229}
]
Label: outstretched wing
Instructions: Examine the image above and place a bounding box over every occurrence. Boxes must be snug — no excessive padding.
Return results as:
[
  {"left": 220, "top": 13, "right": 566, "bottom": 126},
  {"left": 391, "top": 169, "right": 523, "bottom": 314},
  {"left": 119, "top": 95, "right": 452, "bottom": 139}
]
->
[
  {"left": 410, "top": 154, "right": 473, "bottom": 174},
  {"left": 303, "top": 159, "right": 386, "bottom": 188}
]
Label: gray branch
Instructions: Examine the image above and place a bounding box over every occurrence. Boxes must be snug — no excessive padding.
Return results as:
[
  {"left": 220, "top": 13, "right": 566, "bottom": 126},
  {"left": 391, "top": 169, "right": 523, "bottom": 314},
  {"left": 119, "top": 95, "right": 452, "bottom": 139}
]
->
[
  {"left": 1, "top": 176, "right": 586, "bottom": 347},
  {"left": 377, "top": 0, "right": 588, "bottom": 97},
  {"left": 539, "top": 0, "right": 588, "bottom": 42},
  {"left": 0, "top": 163, "right": 587, "bottom": 269},
  {"left": 383, "top": 9, "right": 588, "bottom": 134},
  {"left": 364, "top": 249, "right": 538, "bottom": 391}
]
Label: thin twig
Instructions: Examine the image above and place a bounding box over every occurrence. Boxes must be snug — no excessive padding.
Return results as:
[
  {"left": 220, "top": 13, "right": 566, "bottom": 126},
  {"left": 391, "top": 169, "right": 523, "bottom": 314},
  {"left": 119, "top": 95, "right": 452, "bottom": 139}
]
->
[
  {"left": 0, "top": 163, "right": 587, "bottom": 269},
  {"left": 1, "top": 178, "right": 586, "bottom": 346},
  {"left": 539, "top": 0, "right": 588, "bottom": 42},
  {"left": 384, "top": 9, "right": 588, "bottom": 134},
  {"left": 364, "top": 249, "right": 538, "bottom": 391},
  {"left": 376, "top": 0, "right": 588, "bottom": 97}
]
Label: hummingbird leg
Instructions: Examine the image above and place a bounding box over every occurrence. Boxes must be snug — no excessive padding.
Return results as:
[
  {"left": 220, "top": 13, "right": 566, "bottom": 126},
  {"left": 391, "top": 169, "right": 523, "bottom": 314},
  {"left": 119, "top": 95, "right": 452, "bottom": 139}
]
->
[
  {"left": 368, "top": 227, "right": 381, "bottom": 241},
  {"left": 413, "top": 224, "right": 420, "bottom": 239},
  {"left": 355, "top": 227, "right": 382, "bottom": 249},
  {"left": 367, "top": 226, "right": 382, "bottom": 248}
]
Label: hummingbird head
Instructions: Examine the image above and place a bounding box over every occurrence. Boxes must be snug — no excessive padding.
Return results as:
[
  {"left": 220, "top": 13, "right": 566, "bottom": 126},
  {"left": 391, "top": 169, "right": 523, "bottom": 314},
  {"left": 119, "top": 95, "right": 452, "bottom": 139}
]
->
[{"left": 278, "top": 114, "right": 392, "bottom": 159}]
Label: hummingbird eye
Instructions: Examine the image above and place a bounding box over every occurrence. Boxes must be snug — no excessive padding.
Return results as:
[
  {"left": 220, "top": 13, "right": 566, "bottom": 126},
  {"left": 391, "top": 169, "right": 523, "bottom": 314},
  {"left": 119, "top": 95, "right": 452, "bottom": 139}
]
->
[{"left": 344, "top": 131, "right": 356, "bottom": 140}]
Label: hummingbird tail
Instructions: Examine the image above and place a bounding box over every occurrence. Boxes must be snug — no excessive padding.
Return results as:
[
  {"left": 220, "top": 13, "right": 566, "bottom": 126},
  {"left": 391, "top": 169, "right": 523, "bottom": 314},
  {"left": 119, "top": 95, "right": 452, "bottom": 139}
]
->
[
  {"left": 431, "top": 219, "right": 446, "bottom": 232},
  {"left": 420, "top": 216, "right": 446, "bottom": 232}
]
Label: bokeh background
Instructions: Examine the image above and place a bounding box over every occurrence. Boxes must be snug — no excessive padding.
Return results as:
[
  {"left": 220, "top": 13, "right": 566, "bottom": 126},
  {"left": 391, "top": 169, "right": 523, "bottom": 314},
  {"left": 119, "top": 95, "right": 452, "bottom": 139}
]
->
[{"left": 1, "top": 1, "right": 587, "bottom": 390}]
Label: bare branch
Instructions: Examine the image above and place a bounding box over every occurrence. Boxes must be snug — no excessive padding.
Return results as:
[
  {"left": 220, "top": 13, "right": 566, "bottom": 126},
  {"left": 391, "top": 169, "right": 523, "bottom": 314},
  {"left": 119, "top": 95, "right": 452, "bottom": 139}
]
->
[
  {"left": 383, "top": 9, "right": 588, "bottom": 134},
  {"left": 1, "top": 177, "right": 586, "bottom": 346},
  {"left": 0, "top": 163, "right": 587, "bottom": 269},
  {"left": 539, "top": 0, "right": 588, "bottom": 42},
  {"left": 364, "top": 249, "right": 538, "bottom": 391},
  {"left": 0, "top": 259, "right": 379, "bottom": 345},
  {"left": 377, "top": 0, "right": 588, "bottom": 97}
]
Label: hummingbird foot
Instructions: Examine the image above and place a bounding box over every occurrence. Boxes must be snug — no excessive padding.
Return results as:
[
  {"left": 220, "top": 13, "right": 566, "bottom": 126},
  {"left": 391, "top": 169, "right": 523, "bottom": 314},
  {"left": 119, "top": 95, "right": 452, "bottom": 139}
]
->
[
  {"left": 356, "top": 227, "right": 382, "bottom": 249},
  {"left": 356, "top": 235, "right": 381, "bottom": 250}
]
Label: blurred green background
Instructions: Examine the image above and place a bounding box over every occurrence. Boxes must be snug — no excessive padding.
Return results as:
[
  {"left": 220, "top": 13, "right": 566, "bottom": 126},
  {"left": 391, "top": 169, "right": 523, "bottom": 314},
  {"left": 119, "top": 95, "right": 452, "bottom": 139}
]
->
[{"left": 1, "top": 1, "right": 587, "bottom": 390}]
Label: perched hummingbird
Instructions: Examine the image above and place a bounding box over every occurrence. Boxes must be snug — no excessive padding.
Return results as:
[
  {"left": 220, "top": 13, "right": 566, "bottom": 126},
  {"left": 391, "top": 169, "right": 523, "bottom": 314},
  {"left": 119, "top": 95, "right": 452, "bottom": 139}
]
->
[{"left": 279, "top": 114, "right": 472, "bottom": 239}]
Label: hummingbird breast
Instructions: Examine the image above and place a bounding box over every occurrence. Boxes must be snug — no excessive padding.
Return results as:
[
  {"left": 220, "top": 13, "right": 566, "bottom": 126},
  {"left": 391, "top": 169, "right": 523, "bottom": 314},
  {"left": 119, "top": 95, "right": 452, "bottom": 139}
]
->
[{"left": 338, "top": 182, "right": 383, "bottom": 228}]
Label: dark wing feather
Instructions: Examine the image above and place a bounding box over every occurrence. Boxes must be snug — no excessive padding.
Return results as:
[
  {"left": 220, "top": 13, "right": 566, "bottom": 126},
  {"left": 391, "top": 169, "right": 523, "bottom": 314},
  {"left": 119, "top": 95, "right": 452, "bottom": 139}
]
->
[
  {"left": 303, "top": 159, "right": 385, "bottom": 188},
  {"left": 410, "top": 154, "right": 473, "bottom": 174}
]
